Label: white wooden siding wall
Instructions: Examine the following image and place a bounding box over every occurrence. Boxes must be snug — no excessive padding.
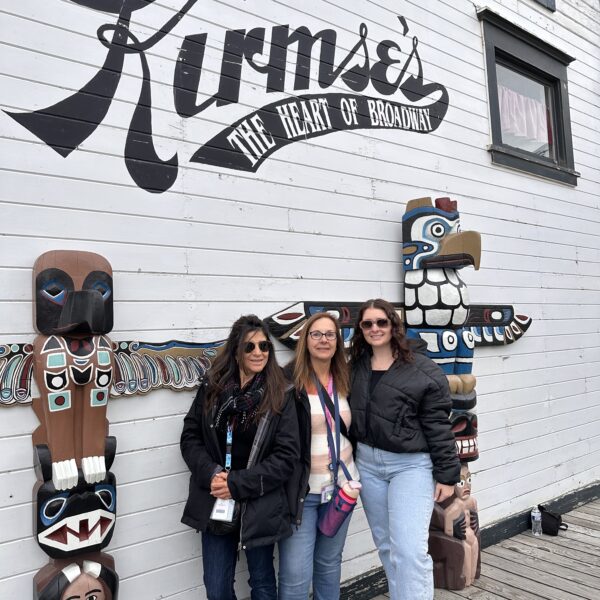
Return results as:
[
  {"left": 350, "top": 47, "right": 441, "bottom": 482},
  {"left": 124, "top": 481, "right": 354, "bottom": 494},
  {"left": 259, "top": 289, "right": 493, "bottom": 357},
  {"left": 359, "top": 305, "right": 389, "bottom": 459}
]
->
[{"left": 0, "top": 0, "right": 598, "bottom": 597}]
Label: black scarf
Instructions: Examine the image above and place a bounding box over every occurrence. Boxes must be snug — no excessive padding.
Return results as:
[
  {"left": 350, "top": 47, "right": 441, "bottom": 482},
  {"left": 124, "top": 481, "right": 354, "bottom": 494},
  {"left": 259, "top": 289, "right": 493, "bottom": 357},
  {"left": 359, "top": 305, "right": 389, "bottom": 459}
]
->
[{"left": 214, "top": 371, "right": 266, "bottom": 431}]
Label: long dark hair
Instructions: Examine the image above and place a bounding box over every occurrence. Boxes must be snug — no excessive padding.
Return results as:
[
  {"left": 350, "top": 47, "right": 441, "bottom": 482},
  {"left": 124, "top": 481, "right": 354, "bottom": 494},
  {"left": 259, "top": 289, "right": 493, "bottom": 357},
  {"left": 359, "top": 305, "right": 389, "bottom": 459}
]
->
[
  {"left": 350, "top": 299, "right": 413, "bottom": 365},
  {"left": 292, "top": 312, "right": 349, "bottom": 397},
  {"left": 205, "top": 314, "right": 286, "bottom": 416}
]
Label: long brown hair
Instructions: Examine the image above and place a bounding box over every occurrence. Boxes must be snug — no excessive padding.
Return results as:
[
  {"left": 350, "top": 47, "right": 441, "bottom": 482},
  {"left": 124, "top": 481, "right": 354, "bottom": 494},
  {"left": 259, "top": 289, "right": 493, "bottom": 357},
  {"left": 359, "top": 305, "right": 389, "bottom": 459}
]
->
[
  {"left": 292, "top": 312, "right": 349, "bottom": 397},
  {"left": 205, "top": 314, "right": 286, "bottom": 416},
  {"left": 349, "top": 299, "right": 413, "bottom": 365}
]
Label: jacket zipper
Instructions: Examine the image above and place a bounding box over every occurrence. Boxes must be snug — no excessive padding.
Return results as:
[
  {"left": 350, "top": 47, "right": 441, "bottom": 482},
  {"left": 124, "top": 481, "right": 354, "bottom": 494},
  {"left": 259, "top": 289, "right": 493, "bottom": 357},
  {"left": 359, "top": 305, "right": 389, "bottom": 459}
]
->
[
  {"left": 238, "top": 413, "right": 271, "bottom": 552},
  {"left": 365, "top": 364, "right": 373, "bottom": 444},
  {"left": 238, "top": 501, "right": 247, "bottom": 554}
]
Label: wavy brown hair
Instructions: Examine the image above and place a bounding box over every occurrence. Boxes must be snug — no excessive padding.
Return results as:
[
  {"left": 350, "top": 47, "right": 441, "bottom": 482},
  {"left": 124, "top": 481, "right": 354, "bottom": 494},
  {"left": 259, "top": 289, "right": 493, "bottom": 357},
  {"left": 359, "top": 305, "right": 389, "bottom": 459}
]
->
[
  {"left": 292, "top": 312, "right": 349, "bottom": 397},
  {"left": 349, "top": 299, "right": 413, "bottom": 365},
  {"left": 205, "top": 314, "right": 286, "bottom": 416}
]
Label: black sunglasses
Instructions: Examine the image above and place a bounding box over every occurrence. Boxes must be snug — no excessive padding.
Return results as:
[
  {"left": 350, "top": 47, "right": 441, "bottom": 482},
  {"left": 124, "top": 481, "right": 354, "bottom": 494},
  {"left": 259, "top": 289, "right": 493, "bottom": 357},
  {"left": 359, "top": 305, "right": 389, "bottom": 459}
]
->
[
  {"left": 359, "top": 318, "right": 390, "bottom": 330},
  {"left": 243, "top": 340, "right": 272, "bottom": 353}
]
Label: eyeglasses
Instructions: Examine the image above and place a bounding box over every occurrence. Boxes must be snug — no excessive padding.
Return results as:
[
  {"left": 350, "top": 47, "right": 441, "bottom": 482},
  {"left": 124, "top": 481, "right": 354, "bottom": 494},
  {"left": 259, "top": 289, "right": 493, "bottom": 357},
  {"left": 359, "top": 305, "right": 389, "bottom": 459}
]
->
[
  {"left": 359, "top": 318, "right": 390, "bottom": 330},
  {"left": 308, "top": 330, "right": 337, "bottom": 341},
  {"left": 243, "top": 340, "right": 272, "bottom": 353}
]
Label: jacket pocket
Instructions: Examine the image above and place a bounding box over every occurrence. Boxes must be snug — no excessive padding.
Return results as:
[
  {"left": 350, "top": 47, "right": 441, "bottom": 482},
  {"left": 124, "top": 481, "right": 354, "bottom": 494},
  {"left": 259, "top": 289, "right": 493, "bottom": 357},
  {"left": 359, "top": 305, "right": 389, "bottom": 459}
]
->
[{"left": 392, "top": 415, "right": 418, "bottom": 442}]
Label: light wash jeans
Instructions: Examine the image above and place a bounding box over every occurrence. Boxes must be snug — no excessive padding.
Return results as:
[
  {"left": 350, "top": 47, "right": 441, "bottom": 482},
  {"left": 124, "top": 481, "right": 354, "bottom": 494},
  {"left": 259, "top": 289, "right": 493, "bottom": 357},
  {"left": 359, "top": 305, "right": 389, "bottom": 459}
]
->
[
  {"left": 278, "top": 493, "right": 351, "bottom": 600},
  {"left": 356, "top": 443, "right": 435, "bottom": 600}
]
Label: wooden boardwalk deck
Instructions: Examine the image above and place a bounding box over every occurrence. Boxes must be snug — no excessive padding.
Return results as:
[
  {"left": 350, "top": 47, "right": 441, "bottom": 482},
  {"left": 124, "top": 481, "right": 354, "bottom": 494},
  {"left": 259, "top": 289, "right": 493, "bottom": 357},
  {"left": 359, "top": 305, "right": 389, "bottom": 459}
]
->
[{"left": 374, "top": 498, "right": 600, "bottom": 600}]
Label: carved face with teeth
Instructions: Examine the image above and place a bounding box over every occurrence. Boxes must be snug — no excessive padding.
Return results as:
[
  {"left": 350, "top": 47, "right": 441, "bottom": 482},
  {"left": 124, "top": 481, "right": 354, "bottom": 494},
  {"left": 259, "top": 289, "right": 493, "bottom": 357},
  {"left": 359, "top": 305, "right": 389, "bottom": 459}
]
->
[
  {"left": 451, "top": 410, "right": 479, "bottom": 462},
  {"left": 36, "top": 473, "right": 117, "bottom": 558}
]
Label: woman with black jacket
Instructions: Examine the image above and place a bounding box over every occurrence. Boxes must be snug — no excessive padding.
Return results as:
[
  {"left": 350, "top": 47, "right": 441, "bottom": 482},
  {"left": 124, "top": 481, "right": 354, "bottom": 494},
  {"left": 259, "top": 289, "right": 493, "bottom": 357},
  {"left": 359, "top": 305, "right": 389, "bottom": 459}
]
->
[
  {"left": 349, "top": 299, "right": 460, "bottom": 600},
  {"left": 278, "top": 312, "right": 359, "bottom": 600},
  {"left": 180, "top": 315, "right": 299, "bottom": 600}
]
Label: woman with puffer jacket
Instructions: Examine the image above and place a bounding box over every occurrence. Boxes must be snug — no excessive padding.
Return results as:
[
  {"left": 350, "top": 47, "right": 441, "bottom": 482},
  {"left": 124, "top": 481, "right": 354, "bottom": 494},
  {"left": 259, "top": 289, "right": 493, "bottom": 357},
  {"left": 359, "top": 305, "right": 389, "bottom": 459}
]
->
[
  {"left": 180, "top": 314, "right": 299, "bottom": 600},
  {"left": 349, "top": 299, "right": 460, "bottom": 600}
]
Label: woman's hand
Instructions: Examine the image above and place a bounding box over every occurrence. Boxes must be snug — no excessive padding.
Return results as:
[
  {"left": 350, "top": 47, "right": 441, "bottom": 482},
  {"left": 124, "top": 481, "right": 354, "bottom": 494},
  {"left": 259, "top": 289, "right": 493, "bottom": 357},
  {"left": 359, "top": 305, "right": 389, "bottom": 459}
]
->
[
  {"left": 434, "top": 482, "right": 455, "bottom": 503},
  {"left": 211, "top": 472, "right": 232, "bottom": 499}
]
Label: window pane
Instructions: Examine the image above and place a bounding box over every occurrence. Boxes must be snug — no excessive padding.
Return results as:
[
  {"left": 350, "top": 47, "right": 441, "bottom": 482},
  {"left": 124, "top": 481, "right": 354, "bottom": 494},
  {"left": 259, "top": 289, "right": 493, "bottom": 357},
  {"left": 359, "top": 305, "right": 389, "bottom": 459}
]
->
[{"left": 496, "top": 63, "right": 555, "bottom": 159}]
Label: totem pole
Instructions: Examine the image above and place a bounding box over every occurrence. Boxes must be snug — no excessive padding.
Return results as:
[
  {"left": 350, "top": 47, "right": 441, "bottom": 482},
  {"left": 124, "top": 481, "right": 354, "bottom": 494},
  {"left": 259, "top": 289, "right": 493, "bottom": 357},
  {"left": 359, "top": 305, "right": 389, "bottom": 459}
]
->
[
  {"left": 402, "top": 196, "right": 510, "bottom": 590},
  {"left": 0, "top": 250, "right": 224, "bottom": 599},
  {"left": 429, "top": 464, "right": 480, "bottom": 588},
  {"left": 30, "top": 250, "right": 119, "bottom": 599}
]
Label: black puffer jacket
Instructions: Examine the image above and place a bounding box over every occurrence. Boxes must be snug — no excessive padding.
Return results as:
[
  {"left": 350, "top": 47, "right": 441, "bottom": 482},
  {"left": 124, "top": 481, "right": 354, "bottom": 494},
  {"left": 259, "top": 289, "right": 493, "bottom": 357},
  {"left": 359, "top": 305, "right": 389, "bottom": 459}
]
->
[
  {"left": 180, "top": 380, "right": 300, "bottom": 550},
  {"left": 350, "top": 341, "right": 460, "bottom": 485}
]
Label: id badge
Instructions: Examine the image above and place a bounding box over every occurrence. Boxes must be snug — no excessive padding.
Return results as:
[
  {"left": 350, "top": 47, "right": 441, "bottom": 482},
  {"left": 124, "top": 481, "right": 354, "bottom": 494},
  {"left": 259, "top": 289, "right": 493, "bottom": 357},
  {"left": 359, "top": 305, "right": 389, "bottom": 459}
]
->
[
  {"left": 320, "top": 484, "right": 334, "bottom": 504},
  {"left": 210, "top": 498, "right": 235, "bottom": 522}
]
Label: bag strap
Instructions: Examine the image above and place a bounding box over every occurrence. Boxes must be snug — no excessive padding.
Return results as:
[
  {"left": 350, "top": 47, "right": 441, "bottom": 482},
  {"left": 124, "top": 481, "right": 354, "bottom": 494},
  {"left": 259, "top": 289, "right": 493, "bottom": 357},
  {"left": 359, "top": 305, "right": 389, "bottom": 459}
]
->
[
  {"left": 313, "top": 376, "right": 353, "bottom": 485},
  {"left": 318, "top": 385, "right": 350, "bottom": 441}
]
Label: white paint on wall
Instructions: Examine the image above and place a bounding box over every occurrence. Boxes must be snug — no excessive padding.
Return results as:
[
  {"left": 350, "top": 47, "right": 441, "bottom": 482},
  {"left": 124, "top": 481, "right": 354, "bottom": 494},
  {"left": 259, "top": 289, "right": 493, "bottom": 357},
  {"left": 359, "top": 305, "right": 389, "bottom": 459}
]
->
[{"left": 1, "top": 0, "right": 599, "bottom": 597}]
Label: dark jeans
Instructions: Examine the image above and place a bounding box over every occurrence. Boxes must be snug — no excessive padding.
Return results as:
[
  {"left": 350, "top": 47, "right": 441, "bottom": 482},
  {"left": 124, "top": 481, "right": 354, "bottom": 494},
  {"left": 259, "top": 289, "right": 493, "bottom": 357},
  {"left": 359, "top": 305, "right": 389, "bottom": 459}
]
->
[{"left": 202, "top": 529, "right": 277, "bottom": 600}]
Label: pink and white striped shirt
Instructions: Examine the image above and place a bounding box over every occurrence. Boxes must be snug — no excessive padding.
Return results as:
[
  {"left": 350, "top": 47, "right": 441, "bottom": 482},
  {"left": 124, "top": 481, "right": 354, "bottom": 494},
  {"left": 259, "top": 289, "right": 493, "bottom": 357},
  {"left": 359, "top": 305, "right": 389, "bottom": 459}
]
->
[{"left": 307, "top": 385, "right": 359, "bottom": 493}]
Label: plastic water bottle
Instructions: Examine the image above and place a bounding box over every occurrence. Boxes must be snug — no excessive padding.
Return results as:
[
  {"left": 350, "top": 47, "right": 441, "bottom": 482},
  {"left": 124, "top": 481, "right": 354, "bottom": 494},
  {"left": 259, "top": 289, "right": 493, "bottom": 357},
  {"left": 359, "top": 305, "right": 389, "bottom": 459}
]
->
[{"left": 531, "top": 506, "right": 542, "bottom": 536}]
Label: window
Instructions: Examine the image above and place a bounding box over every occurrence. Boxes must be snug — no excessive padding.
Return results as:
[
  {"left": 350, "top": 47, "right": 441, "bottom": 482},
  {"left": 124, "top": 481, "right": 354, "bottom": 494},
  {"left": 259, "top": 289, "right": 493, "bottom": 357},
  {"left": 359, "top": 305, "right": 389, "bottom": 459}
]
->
[{"left": 478, "top": 9, "right": 579, "bottom": 185}]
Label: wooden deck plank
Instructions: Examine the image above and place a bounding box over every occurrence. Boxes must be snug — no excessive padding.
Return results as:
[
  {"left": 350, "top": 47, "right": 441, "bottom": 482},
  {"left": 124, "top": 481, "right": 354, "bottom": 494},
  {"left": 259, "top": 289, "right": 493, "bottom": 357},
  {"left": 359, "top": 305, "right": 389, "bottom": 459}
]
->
[
  {"left": 486, "top": 544, "right": 600, "bottom": 590},
  {"left": 561, "top": 519, "right": 600, "bottom": 536},
  {"left": 528, "top": 531, "right": 600, "bottom": 559},
  {"left": 476, "top": 563, "right": 573, "bottom": 600},
  {"left": 508, "top": 534, "right": 600, "bottom": 568},
  {"left": 449, "top": 574, "right": 548, "bottom": 600},
  {"left": 566, "top": 509, "right": 600, "bottom": 528},
  {"left": 434, "top": 588, "right": 469, "bottom": 599},
  {"left": 574, "top": 504, "right": 600, "bottom": 518},
  {"left": 547, "top": 525, "right": 600, "bottom": 546}
]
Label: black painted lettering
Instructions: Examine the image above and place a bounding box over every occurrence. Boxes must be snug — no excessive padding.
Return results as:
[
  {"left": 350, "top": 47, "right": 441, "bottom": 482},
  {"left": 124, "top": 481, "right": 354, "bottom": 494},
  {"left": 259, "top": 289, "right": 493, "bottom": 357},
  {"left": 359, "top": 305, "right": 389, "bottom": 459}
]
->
[
  {"left": 370, "top": 40, "right": 403, "bottom": 95},
  {"left": 173, "top": 34, "right": 209, "bottom": 118}
]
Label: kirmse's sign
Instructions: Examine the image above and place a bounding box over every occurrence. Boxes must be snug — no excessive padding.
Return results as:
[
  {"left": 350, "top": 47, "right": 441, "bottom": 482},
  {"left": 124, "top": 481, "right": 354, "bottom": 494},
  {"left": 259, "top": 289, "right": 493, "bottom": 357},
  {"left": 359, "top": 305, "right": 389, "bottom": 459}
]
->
[{"left": 7, "top": 0, "right": 450, "bottom": 193}]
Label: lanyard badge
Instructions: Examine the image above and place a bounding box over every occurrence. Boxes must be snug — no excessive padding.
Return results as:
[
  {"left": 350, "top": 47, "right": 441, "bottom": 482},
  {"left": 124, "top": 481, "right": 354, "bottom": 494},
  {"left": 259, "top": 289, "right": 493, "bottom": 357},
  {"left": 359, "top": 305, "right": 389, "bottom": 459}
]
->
[{"left": 211, "top": 421, "right": 236, "bottom": 521}]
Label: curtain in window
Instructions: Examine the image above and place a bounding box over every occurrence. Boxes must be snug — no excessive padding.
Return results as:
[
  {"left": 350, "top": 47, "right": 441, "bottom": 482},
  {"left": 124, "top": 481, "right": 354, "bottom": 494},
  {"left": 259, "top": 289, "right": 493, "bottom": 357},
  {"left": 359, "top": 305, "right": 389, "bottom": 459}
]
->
[{"left": 498, "top": 85, "right": 548, "bottom": 143}]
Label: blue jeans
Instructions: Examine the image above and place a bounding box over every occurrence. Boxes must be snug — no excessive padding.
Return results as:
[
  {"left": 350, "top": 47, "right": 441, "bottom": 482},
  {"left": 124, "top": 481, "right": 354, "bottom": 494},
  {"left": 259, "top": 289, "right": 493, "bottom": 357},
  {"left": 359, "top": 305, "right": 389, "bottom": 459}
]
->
[
  {"left": 278, "top": 493, "right": 351, "bottom": 600},
  {"left": 202, "top": 530, "right": 277, "bottom": 600},
  {"left": 356, "top": 444, "right": 435, "bottom": 600}
]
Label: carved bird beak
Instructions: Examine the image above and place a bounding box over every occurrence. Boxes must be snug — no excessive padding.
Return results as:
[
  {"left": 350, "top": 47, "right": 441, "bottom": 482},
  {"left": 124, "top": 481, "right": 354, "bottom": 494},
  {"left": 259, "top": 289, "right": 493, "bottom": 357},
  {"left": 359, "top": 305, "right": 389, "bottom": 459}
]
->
[{"left": 422, "top": 231, "right": 481, "bottom": 270}]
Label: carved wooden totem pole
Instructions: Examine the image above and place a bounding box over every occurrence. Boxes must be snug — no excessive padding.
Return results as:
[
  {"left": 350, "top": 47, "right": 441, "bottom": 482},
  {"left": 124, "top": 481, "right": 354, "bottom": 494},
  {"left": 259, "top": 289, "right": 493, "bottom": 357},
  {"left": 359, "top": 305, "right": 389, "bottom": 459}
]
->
[
  {"left": 31, "top": 250, "right": 119, "bottom": 599},
  {"left": 0, "top": 250, "right": 226, "bottom": 598},
  {"left": 429, "top": 464, "right": 480, "bottom": 588},
  {"left": 402, "top": 196, "right": 530, "bottom": 590}
]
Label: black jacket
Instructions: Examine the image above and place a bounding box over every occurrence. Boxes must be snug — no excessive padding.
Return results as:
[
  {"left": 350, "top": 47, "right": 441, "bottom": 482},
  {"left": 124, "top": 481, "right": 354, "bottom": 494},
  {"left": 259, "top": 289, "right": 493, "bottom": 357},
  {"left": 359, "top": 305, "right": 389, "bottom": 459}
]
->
[
  {"left": 282, "top": 364, "right": 353, "bottom": 527},
  {"left": 350, "top": 341, "right": 460, "bottom": 485},
  {"left": 180, "top": 380, "right": 300, "bottom": 550}
]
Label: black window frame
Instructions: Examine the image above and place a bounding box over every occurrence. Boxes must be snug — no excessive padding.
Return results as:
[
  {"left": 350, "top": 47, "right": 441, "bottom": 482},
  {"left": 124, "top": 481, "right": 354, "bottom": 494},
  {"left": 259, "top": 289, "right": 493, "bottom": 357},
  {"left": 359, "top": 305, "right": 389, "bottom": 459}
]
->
[
  {"left": 478, "top": 8, "right": 579, "bottom": 186},
  {"left": 534, "top": 0, "right": 556, "bottom": 12}
]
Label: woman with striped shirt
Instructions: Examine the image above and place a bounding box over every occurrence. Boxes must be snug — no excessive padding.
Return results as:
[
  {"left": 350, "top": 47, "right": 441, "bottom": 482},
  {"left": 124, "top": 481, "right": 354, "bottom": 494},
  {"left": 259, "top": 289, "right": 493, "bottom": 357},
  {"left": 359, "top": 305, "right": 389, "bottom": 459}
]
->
[{"left": 278, "top": 312, "right": 359, "bottom": 600}]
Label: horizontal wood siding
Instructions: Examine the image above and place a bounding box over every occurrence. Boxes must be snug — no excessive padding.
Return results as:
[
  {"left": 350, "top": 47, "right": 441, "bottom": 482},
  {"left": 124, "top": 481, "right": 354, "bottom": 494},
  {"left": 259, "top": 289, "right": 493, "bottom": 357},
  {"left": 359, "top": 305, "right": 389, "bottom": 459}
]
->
[{"left": 0, "top": 0, "right": 599, "bottom": 597}]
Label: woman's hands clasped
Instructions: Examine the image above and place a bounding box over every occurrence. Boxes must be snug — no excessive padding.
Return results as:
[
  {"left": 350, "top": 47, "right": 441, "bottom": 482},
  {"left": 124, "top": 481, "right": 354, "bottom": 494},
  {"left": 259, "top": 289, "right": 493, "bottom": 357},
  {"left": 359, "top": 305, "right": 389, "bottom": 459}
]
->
[{"left": 211, "top": 471, "right": 232, "bottom": 499}]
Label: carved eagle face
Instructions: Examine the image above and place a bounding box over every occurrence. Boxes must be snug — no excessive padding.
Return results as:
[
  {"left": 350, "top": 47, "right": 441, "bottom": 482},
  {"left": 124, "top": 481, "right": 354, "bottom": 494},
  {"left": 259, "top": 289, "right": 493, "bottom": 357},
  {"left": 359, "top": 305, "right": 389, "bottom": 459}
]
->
[
  {"left": 402, "top": 197, "right": 481, "bottom": 272},
  {"left": 33, "top": 251, "right": 114, "bottom": 336}
]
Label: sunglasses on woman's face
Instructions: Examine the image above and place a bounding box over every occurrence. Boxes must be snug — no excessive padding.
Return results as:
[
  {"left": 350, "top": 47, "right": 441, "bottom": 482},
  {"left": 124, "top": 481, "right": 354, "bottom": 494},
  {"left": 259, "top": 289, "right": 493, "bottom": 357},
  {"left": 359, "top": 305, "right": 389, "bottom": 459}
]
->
[
  {"left": 243, "top": 340, "right": 272, "bottom": 353},
  {"left": 359, "top": 318, "right": 390, "bottom": 330}
]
